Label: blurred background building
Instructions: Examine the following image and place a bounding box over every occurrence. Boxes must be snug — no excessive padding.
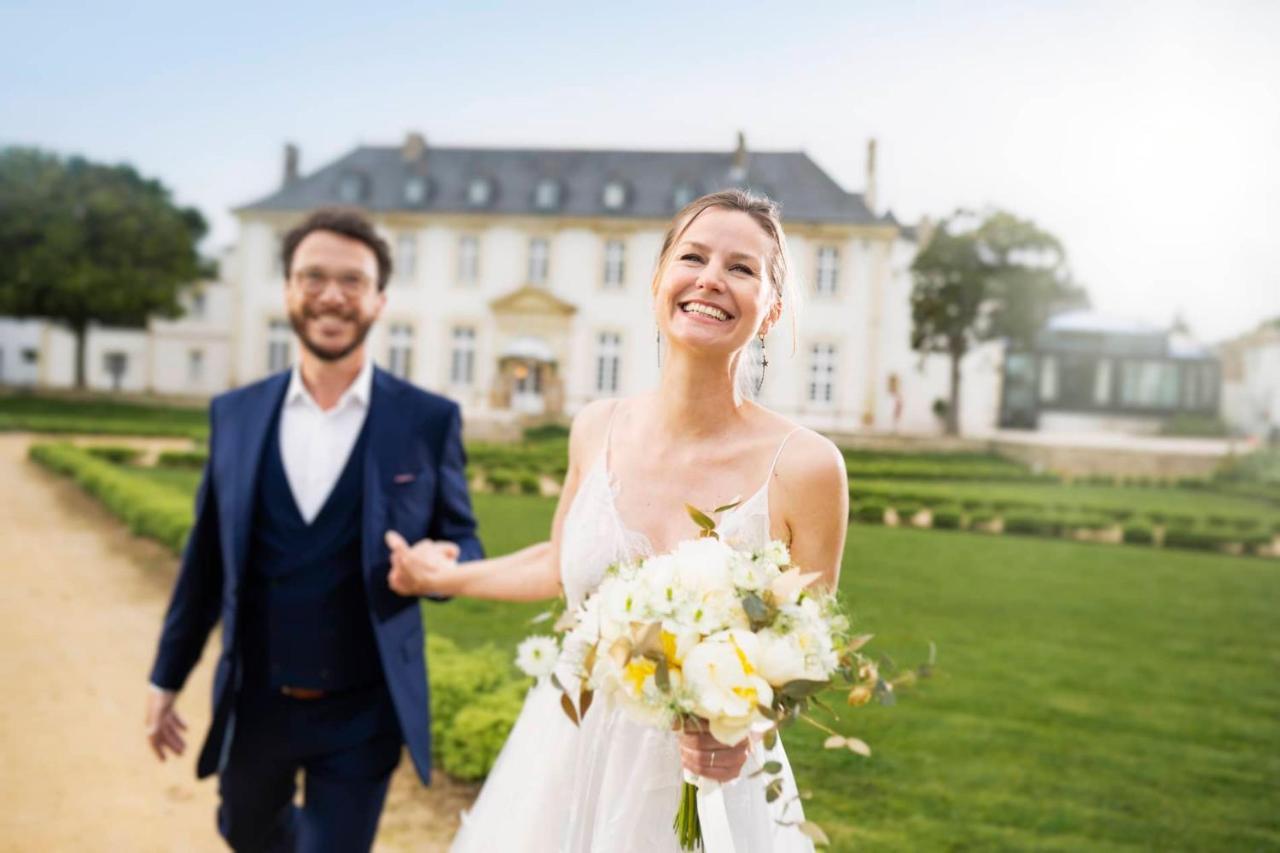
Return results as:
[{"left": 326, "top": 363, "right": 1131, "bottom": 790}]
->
[
  {"left": 0, "top": 133, "right": 1004, "bottom": 437},
  {"left": 5, "top": 132, "right": 1272, "bottom": 443},
  {"left": 998, "top": 310, "right": 1222, "bottom": 434},
  {"left": 1218, "top": 319, "right": 1280, "bottom": 443}
]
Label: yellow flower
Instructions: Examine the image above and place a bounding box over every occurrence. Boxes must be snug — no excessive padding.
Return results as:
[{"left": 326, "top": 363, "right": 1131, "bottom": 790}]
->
[
  {"left": 661, "top": 630, "right": 681, "bottom": 667},
  {"left": 846, "top": 685, "right": 873, "bottom": 706},
  {"left": 623, "top": 658, "right": 657, "bottom": 696}
]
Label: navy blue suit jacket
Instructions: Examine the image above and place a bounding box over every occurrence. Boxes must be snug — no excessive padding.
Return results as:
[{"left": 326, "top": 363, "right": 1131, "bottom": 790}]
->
[{"left": 149, "top": 367, "right": 483, "bottom": 783}]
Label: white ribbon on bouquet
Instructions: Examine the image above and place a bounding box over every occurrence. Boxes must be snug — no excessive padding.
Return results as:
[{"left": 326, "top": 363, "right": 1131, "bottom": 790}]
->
[{"left": 684, "top": 770, "right": 736, "bottom": 853}]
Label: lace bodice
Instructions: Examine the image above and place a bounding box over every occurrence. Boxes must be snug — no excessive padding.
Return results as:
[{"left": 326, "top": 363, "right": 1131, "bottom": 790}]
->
[{"left": 559, "top": 417, "right": 798, "bottom": 609}]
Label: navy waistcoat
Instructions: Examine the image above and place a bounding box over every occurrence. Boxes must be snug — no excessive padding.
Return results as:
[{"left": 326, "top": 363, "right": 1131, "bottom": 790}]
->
[{"left": 240, "top": 403, "right": 383, "bottom": 692}]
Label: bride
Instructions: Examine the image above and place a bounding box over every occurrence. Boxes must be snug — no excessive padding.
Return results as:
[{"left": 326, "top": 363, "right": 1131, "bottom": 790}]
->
[{"left": 388, "top": 189, "right": 849, "bottom": 851}]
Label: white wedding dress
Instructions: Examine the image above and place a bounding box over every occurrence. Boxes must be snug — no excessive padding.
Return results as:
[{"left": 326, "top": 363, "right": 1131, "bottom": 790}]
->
[{"left": 450, "top": 424, "right": 815, "bottom": 852}]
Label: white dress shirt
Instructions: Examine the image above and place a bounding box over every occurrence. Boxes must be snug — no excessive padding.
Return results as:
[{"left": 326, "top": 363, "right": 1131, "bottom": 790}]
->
[{"left": 279, "top": 358, "right": 374, "bottom": 523}]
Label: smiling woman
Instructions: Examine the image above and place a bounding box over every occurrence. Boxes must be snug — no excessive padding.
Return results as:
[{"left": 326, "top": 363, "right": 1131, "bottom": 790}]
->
[
  {"left": 389, "top": 189, "right": 849, "bottom": 852},
  {"left": 650, "top": 190, "right": 800, "bottom": 401}
]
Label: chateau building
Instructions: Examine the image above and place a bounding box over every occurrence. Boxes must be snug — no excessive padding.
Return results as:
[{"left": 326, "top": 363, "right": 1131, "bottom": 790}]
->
[
  {"left": 229, "top": 133, "right": 990, "bottom": 434},
  {"left": 2, "top": 133, "right": 1004, "bottom": 436}
]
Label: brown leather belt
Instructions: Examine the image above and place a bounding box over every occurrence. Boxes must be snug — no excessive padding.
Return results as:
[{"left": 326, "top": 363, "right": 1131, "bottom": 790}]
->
[{"left": 281, "top": 686, "right": 327, "bottom": 700}]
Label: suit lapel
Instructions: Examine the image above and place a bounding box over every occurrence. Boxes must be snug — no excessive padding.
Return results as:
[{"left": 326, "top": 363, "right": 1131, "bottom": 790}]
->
[
  {"left": 362, "top": 367, "right": 405, "bottom": 576},
  {"left": 226, "top": 373, "right": 289, "bottom": 581}
]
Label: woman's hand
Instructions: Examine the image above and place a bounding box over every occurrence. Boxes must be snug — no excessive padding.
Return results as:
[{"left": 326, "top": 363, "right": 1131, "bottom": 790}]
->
[
  {"left": 385, "top": 530, "right": 461, "bottom": 597},
  {"left": 676, "top": 719, "right": 751, "bottom": 783}
]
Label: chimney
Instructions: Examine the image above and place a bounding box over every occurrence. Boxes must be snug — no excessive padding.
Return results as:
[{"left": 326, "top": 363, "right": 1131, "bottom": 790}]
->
[
  {"left": 864, "top": 138, "right": 878, "bottom": 215},
  {"left": 282, "top": 143, "right": 300, "bottom": 188},
  {"left": 729, "top": 130, "right": 748, "bottom": 181},
  {"left": 402, "top": 131, "right": 427, "bottom": 165}
]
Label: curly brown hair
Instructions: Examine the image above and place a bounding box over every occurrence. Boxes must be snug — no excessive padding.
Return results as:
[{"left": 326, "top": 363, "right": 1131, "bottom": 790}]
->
[{"left": 281, "top": 207, "right": 393, "bottom": 291}]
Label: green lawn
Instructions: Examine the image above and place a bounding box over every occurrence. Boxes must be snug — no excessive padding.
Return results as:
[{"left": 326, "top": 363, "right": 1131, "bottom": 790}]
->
[
  {"left": 39, "top": 446, "right": 1280, "bottom": 850},
  {"left": 434, "top": 496, "right": 1280, "bottom": 851}
]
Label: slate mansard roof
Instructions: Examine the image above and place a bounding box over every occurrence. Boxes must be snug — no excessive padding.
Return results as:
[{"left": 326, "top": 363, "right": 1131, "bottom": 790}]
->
[{"left": 240, "top": 144, "right": 890, "bottom": 227}]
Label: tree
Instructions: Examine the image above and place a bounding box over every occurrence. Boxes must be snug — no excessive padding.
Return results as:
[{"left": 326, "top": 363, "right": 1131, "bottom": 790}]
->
[
  {"left": 0, "top": 147, "right": 208, "bottom": 388},
  {"left": 910, "top": 209, "right": 1087, "bottom": 435}
]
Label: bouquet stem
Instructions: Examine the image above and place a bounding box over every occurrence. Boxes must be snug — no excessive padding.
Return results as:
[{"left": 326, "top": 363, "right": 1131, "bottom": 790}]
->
[{"left": 674, "top": 780, "right": 703, "bottom": 851}]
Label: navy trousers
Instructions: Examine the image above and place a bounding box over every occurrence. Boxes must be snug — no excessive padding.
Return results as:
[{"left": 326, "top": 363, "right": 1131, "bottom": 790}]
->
[{"left": 217, "top": 678, "right": 403, "bottom": 853}]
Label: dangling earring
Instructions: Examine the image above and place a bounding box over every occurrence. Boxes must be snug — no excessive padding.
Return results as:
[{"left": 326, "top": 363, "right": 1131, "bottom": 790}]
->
[
  {"left": 655, "top": 329, "right": 662, "bottom": 369},
  {"left": 754, "top": 335, "right": 769, "bottom": 396}
]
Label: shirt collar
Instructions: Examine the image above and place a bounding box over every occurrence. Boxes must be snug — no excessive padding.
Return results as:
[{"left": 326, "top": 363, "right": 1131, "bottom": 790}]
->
[{"left": 285, "top": 357, "right": 374, "bottom": 412}]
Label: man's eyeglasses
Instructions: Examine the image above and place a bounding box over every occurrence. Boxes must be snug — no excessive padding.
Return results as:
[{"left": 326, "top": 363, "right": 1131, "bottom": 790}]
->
[{"left": 292, "top": 268, "right": 373, "bottom": 297}]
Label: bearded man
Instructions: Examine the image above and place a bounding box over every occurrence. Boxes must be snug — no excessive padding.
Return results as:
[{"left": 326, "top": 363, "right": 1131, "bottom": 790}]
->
[{"left": 144, "top": 208, "right": 480, "bottom": 851}]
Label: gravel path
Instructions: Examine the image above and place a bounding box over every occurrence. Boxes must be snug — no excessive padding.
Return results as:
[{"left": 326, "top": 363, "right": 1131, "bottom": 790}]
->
[{"left": 0, "top": 434, "right": 474, "bottom": 852}]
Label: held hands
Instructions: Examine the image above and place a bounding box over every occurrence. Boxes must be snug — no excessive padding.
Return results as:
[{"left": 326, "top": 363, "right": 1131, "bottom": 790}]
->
[
  {"left": 385, "top": 530, "right": 461, "bottom": 597},
  {"left": 145, "top": 687, "right": 187, "bottom": 761},
  {"left": 676, "top": 718, "right": 751, "bottom": 783}
]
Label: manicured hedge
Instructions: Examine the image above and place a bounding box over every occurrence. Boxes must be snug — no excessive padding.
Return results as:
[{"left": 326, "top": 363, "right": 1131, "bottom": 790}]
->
[
  {"left": 931, "top": 506, "right": 962, "bottom": 530},
  {"left": 1004, "top": 513, "right": 1060, "bottom": 537},
  {"left": 28, "top": 443, "right": 193, "bottom": 552},
  {"left": 851, "top": 502, "right": 887, "bottom": 524},
  {"left": 84, "top": 445, "right": 143, "bottom": 465},
  {"left": 1162, "top": 528, "right": 1232, "bottom": 552},
  {"left": 1123, "top": 523, "right": 1155, "bottom": 545},
  {"left": 425, "top": 633, "right": 527, "bottom": 781},
  {"left": 157, "top": 450, "right": 209, "bottom": 470}
]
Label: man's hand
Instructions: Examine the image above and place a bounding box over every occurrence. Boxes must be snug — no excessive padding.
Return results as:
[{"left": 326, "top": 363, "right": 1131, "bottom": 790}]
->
[
  {"left": 145, "top": 686, "right": 187, "bottom": 761},
  {"left": 676, "top": 719, "right": 751, "bottom": 783},
  {"left": 385, "top": 531, "right": 462, "bottom": 597}
]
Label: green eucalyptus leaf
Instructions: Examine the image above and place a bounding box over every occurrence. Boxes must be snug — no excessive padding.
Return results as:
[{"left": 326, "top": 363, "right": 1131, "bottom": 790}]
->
[
  {"left": 685, "top": 503, "right": 717, "bottom": 531},
  {"left": 780, "top": 679, "right": 828, "bottom": 699},
  {"left": 713, "top": 498, "right": 743, "bottom": 514},
  {"left": 762, "top": 760, "right": 783, "bottom": 774}
]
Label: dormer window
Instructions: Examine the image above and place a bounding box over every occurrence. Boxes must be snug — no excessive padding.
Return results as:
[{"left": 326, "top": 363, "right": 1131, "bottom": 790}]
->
[
  {"left": 466, "top": 177, "right": 493, "bottom": 208},
  {"left": 533, "top": 179, "right": 562, "bottom": 211},
  {"left": 337, "top": 172, "right": 366, "bottom": 203},
  {"left": 403, "top": 175, "right": 429, "bottom": 206},
  {"left": 601, "top": 180, "right": 628, "bottom": 211},
  {"left": 672, "top": 183, "right": 698, "bottom": 209}
]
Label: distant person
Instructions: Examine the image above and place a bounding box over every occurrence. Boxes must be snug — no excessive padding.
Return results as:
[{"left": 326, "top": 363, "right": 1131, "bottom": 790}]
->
[{"left": 145, "top": 208, "right": 480, "bottom": 851}]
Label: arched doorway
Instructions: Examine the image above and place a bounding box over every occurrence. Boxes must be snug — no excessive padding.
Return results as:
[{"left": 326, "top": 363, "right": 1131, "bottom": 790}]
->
[{"left": 499, "top": 336, "right": 555, "bottom": 416}]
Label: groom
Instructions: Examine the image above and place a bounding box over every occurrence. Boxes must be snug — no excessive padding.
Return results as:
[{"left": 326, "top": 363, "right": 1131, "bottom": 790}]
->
[{"left": 144, "top": 207, "right": 480, "bottom": 851}]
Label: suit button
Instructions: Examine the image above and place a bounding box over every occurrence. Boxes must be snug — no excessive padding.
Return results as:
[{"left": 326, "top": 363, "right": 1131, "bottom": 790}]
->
[{"left": 321, "top": 669, "right": 331, "bottom": 681}]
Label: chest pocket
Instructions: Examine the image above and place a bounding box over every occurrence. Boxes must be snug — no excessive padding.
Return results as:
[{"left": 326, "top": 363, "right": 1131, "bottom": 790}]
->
[{"left": 387, "top": 467, "right": 436, "bottom": 542}]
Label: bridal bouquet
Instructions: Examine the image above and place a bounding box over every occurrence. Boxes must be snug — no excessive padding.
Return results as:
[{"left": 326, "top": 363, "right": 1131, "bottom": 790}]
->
[{"left": 515, "top": 503, "right": 918, "bottom": 851}]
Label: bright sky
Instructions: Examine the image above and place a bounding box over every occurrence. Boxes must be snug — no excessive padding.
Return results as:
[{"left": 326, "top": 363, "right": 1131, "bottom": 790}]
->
[{"left": 3, "top": 0, "right": 1277, "bottom": 342}]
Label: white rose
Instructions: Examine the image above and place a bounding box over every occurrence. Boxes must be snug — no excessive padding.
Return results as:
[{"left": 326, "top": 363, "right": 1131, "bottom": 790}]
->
[
  {"left": 670, "top": 537, "right": 734, "bottom": 595},
  {"left": 681, "top": 630, "right": 774, "bottom": 745},
  {"left": 755, "top": 629, "right": 830, "bottom": 687}
]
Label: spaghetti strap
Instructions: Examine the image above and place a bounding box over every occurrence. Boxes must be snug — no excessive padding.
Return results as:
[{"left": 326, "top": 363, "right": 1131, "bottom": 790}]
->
[
  {"left": 768, "top": 427, "right": 804, "bottom": 478},
  {"left": 602, "top": 399, "right": 623, "bottom": 476}
]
